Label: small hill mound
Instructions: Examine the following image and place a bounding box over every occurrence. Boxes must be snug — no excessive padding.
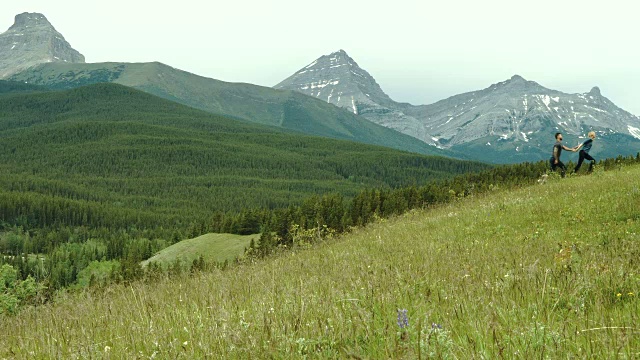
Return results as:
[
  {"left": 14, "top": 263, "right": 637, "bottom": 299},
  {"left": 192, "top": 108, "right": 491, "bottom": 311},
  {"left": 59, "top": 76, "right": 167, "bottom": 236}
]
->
[{"left": 141, "top": 233, "right": 259, "bottom": 268}]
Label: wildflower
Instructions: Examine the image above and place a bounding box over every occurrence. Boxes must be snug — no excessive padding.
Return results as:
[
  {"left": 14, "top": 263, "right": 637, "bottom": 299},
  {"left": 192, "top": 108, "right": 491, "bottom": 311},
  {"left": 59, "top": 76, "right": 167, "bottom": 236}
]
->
[
  {"left": 104, "top": 346, "right": 111, "bottom": 352},
  {"left": 431, "top": 323, "right": 443, "bottom": 330},
  {"left": 628, "top": 292, "right": 635, "bottom": 297},
  {"left": 397, "top": 309, "right": 409, "bottom": 329},
  {"left": 616, "top": 293, "right": 622, "bottom": 298}
]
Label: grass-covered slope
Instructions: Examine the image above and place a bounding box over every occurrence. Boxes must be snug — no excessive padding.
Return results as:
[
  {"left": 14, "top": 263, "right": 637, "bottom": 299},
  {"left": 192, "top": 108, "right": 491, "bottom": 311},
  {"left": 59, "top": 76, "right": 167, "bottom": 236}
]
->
[
  {"left": 141, "top": 233, "right": 258, "bottom": 268},
  {"left": 0, "top": 83, "right": 489, "bottom": 229},
  {"left": 9, "top": 62, "right": 459, "bottom": 157},
  {"left": 2, "top": 165, "right": 638, "bottom": 358}
]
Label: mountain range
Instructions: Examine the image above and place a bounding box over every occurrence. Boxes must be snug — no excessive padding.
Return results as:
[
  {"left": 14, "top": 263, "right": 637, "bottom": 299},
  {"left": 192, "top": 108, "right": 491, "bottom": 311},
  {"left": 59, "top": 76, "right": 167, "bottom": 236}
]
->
[
  {"left": 277, "top": 51, "right": 640, "bottom": 163},
  {"left": 2, "top": 13, "right": 639, "bottom": 163},
  {"left": 1, "top": 13, "right": 452, "bottom": 159}
]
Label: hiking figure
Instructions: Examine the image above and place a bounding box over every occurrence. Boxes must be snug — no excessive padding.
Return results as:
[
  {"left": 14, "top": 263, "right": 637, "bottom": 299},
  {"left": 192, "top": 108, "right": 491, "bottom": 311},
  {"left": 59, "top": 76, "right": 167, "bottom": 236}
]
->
[
  {"left": 549, "top": 132, "right": 575, "bottom": 178},
  {"left": 573, "top": 131, "right": 597, "bottom": 173}
]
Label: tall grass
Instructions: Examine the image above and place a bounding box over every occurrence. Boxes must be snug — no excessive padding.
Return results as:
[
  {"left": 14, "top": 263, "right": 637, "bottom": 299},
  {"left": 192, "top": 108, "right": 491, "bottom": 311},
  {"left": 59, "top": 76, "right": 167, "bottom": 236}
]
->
[{"left": 1, "top": 166, "right": 639, "bottom": 358}]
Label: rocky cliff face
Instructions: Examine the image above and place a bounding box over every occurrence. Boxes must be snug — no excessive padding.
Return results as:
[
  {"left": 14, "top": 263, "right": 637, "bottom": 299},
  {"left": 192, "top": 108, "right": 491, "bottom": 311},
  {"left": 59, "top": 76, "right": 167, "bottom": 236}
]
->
[
  {"left": 0, "top": 13, "right": 85, "bottom": 78},
  {"left": 274, "top": 50, "right": 432, "bottom": 144}
]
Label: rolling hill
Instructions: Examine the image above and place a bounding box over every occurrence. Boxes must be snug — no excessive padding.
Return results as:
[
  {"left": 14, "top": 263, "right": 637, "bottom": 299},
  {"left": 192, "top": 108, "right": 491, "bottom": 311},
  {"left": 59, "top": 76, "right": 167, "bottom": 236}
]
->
[
  {"left": 0, "top": 82, "right": 490, "bottom": 230},
  {"left": 8, "top": 62, "right": 459, "bottom": 158}
]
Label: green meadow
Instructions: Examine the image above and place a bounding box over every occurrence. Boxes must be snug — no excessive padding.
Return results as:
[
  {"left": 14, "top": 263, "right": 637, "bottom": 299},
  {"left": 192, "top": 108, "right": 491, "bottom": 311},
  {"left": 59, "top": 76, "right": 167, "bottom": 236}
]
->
[
  {"left": 1, "top": 164, "right": 638, "bottom": 358},
  {"left": 141, "top": 233, "right": 258, "bottom": 269}
]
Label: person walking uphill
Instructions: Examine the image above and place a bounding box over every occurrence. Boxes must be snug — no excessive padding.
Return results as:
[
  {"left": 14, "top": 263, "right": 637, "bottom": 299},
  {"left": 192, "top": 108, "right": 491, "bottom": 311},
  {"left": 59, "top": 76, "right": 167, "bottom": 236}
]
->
[
  {"left": 550, "top": 132, "right": 575, "bottom": 178},
  {"left": 573, "top": 131, "right": 597, "bottom": 173}
]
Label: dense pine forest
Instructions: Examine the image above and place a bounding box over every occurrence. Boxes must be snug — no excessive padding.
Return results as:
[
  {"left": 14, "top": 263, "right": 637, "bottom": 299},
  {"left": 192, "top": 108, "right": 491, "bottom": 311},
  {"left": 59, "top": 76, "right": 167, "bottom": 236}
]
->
[
  {"left": 0, "top": 82, "right": 488, "bottom": 226},
  {"left": 1, "top": 80, "right": 639, "bottom": 313}
]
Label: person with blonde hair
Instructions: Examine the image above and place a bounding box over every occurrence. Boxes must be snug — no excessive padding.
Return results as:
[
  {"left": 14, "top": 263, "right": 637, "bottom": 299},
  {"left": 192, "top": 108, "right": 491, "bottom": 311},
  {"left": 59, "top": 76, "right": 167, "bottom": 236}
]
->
[{"left": 573, "top": 131, "right": 597, "bottom": 173}]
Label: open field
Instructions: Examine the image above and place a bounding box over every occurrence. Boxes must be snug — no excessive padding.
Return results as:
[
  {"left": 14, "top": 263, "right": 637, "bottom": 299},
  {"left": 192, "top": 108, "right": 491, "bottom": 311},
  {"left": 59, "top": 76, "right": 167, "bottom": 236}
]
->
[{"left": 1, "top": 165, "right": 638, "bottom": 358}]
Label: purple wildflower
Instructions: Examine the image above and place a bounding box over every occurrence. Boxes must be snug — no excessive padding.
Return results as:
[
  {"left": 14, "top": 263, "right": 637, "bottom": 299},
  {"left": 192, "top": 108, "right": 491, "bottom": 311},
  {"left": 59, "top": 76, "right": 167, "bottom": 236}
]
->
[
  {"left": 397, "top": 309, "right": 409, "bottom": 329},
  {"left": 431, "top": 322, "right": 443, "bottom": 330}
]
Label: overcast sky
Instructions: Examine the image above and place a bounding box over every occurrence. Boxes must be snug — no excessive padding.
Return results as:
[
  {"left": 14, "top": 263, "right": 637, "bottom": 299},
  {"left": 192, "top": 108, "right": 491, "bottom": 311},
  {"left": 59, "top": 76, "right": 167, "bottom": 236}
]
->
[{"left": 2, "top": 0, "right": 639, "bottom": 114}]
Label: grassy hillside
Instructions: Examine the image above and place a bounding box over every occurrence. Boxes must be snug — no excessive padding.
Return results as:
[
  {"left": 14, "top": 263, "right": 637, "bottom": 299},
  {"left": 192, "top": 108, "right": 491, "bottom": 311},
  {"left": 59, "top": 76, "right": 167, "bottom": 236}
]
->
[
  {"left": 9, "top": 62, "right": 460, "bottom": 158},
  {"left": 0, "top": 82, "right": 490, "bottom": 230},
  {"left": 141, "top": 233, "right": 258, "bottom": 268},
  {"left": 2, "top": 164, "right": 638, "bottom": 358}
]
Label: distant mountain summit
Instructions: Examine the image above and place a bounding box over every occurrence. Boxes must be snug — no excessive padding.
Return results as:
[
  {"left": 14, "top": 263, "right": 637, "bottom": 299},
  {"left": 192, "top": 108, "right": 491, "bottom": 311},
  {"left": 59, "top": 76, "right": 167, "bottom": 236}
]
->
[
  {"left": 407, "top": 75, "right": 640, "bottom": 160},
  {"left": 275, "top": 50, "right": 392, "bottom": 112},
  {"left": 274, "top": 50, "right": 431, "bottom": 143},
  {"left": 0, "top": 12, "right": 85, "bottom": 78}
]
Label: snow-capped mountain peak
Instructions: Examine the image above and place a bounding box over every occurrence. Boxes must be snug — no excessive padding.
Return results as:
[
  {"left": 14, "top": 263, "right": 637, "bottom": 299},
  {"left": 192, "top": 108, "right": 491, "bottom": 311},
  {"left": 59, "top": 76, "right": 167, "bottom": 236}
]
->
[
  {"left": 275, "top": 50, "right": 432, "bottom": 143},
  {"left": 276, "top": 49, "right": 393, "bottom": 110},
  {"left": 277, "top": 52, "right": 640, "bottom": 163}
]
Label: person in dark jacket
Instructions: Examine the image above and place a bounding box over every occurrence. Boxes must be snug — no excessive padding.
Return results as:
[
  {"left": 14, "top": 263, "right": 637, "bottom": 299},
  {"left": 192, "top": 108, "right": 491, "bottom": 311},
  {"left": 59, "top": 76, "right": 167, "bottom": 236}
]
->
[
  {"left": 573, "top": 131, "right": 597, "bottom": 173},
  {"left": 549, "top": 132, "right": 576, "bottom": 178}
]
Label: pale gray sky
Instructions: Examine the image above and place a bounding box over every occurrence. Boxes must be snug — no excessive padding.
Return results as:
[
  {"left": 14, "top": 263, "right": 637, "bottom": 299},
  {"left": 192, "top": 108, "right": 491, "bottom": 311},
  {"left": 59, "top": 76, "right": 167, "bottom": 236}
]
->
[{"left": 2, "top": 0, "right": 639, "bottom": 114}]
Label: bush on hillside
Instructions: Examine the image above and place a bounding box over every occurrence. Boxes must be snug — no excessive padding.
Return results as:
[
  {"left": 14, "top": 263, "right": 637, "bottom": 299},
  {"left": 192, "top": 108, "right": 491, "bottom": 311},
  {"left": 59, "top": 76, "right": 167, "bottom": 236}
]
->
[{"left": 0, "top": 264, "right": 44, "bottom": 315}]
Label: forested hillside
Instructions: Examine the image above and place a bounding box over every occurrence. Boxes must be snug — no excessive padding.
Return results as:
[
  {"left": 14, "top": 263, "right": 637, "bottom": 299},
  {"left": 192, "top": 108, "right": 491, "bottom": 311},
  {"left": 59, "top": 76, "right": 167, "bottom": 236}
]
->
[
  {"left": 0, "top": 82, "right": 489, "bottom": 230},
  {"left": 9, "top": 62, "right": 462, "bottom": 158},
  {"left": 0, "top": 82, "right": 492, "bottom": 290},
  {"left": 0, "top": 80, "right": 46, "bottom": 94}
]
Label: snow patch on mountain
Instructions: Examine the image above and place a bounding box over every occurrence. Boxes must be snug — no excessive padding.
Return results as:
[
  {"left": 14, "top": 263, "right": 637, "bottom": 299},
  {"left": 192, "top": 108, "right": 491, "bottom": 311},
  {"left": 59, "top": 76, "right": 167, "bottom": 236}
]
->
[{"left": 275, "top": 50, "right": 430, "bottom": 142}]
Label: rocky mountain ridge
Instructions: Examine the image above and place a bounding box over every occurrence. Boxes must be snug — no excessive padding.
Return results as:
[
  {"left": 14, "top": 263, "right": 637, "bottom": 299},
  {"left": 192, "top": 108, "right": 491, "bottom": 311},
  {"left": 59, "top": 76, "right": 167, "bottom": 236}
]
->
[
  {"left": 274, "top": 50, "right": 431, "bottom": 143},
  {"left": 411, "top": 75, "right": 640, "bottom": 147},
  {"left": 276, "top": 51, "right": 640, "bottom": 162},
  {"left": 0, "top": 12, "right": 85, "bottom": 78}
]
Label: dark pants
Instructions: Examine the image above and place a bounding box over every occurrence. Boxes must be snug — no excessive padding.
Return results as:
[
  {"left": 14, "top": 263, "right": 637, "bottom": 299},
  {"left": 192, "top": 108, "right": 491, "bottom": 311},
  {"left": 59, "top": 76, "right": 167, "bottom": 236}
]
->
[
  {"left": 550, "top": 157, "right": 566, "bottom": 177},
  {"left": 574, "top": 150, "right": 595, "bottom": 173}
]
